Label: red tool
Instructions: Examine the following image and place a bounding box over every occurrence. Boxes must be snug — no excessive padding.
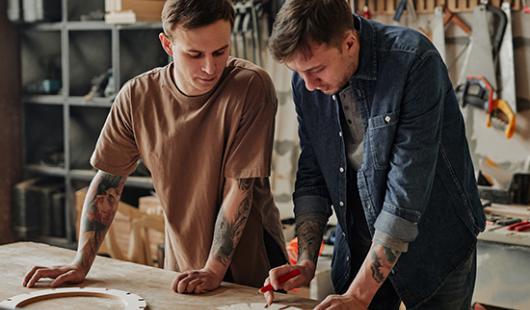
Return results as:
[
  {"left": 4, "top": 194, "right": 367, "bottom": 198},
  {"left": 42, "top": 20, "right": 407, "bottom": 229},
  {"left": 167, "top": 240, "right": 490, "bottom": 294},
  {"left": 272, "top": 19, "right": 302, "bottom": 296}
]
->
[
  {"left": 258, "top": 269, "right": 301, "bottom": 293},
  {"left": 362, "top": 0, "right": 371, "bottom": 19},
  {"left": 507, "top": 221, "right": 530, "bottom": 232},
  {"left": 523, "top": 0, "right": 530, "bottom": 14}
]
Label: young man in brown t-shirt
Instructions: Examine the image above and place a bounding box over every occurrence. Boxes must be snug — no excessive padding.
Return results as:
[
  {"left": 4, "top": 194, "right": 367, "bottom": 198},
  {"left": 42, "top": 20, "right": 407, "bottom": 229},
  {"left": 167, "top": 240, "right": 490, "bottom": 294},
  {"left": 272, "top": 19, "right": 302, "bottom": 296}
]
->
[{"left": 23, "top": 0, "right": 287, "bottom": 294}]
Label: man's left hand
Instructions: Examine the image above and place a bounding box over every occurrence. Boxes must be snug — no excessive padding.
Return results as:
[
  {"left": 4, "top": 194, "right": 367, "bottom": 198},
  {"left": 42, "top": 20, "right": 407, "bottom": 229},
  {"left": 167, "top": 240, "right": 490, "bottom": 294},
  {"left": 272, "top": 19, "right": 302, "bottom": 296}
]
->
[
  {"left": 171, "top": 268, "right": 223, "bottom": 294},
  {"left": 314, "top": 294, "right": 369, "bottom": 310}
]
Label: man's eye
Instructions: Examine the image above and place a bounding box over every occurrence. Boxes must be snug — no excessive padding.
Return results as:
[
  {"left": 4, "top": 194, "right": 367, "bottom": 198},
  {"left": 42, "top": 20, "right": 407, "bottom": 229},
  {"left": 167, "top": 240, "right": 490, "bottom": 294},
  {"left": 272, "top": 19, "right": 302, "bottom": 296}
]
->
[
  {"left": 312, "top": 67, "right": 324, "bottom": 73},
  {"left": 213, "top": 50, "right": 226, "bottom": 57},
  {"left": 189, "top": 53, "right": 202, "bottom": 58}
]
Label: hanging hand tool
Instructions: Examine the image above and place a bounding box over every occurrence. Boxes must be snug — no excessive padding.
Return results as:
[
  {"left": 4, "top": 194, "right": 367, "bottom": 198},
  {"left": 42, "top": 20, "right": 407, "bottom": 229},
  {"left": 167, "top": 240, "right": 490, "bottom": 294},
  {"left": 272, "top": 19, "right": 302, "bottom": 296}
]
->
[
  {"left": 457, "top": 1, "right": 506, "bottom": 89},
  {"left": 443, "top": 7, "right": 471, "bottom": 35},
  {"left": 432, "top": 6, "right": 472, "bottom": 64},
  {"left": 499, "top": 2, "right": 517, "bottom": 113},
  {"left": 458, "top": 76, "right": 516, "bottom": 139},
  {"left": 393, "top": 0, "right": 407, "bottom": 22},
  {"left": 361, "top": 0, "right": 371, "bottom": 19},
  {"left": 523, "top": 0, "right": 530, "bottom": 14}
]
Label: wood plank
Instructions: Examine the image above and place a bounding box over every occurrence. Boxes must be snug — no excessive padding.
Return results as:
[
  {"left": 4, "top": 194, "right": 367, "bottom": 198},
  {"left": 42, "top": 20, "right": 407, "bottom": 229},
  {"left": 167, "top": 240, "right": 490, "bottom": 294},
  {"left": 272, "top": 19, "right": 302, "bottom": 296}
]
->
[{"left": 0, "top": 243, "right": 317, "bottom": 309}]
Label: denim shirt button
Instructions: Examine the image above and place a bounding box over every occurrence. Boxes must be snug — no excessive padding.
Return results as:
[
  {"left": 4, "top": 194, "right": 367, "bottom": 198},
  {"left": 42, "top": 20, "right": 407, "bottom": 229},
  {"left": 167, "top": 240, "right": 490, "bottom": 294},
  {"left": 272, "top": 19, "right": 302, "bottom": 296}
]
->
[
  {"left": 342, "top": 232, "right": 346, "bottom": 238},
  {"left": 346, "top": 256, "right": 350, "bottom": 262},
  {"left": 384, "top": 115, "right": 391, "bottom": 123},
  {"left": 339, "top": 201, "right": 344, "bottom": 206},
  {"left": 339, "top": 167, "right": 344, "bottom": 173},
  {"left": 332, "top": 95, "right": 337, "bottom": 101},
  {"left": 339, "top": 131, "right": 343, "bottom": 137}
]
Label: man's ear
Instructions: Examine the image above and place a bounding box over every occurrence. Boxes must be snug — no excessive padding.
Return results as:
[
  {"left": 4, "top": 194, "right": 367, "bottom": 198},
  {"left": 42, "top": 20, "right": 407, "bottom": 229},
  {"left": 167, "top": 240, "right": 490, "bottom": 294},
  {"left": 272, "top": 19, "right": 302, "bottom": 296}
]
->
[
  {"left": 343, "top": 30, "right": 358, "bottom": 55},
  {"left": 159, "top": 33, "right": 173, "bottom": 56}
]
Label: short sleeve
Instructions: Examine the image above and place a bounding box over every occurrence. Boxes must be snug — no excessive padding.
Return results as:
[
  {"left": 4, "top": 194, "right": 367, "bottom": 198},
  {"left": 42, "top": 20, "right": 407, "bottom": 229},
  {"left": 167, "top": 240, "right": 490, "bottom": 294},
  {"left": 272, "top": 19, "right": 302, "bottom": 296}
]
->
[
  {"left": 224, "top": 72, "right": 278, "bottom": 179},
  {"left": 90, "top": 82, "right": 140, "bottom": 176}
]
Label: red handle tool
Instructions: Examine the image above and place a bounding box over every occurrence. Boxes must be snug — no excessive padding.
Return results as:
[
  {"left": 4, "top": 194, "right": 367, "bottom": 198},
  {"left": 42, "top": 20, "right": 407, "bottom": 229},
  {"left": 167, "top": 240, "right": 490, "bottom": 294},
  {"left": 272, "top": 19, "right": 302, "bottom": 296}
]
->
[
  {"left": 507, "top": 221, "right": 530, "bottom": 231},
  {"left": 258, "top": 269, "right": 301, "bottom": 293}
]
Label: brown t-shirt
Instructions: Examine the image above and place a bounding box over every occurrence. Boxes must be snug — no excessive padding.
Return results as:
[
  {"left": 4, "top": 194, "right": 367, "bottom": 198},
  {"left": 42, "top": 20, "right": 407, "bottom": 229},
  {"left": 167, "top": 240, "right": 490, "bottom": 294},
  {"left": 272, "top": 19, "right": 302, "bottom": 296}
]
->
[{"left": 90, "top": 57, "right": 286, "bottom": 287}]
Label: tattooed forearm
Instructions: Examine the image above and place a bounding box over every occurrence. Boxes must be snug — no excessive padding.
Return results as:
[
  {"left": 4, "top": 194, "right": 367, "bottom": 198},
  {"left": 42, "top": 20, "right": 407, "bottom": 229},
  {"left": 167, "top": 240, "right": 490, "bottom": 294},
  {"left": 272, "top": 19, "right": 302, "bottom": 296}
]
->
[
  {"left": 384, "top": 247, "right": 400, "bottom": 264},
  {"left": 369, "top": 245, "right": 402, "bottom": 284},
  {"left": 296, "top": 216, "right": 326, "bottom": 265},
  {"left": 75, "top": 171, "right": 125, "bottom": 270},
  {"left": 370, "top": 250, "right": 385, "bottom": 283},
  {"left": 211, "top": 178, "right": 258, "bottom": 267}
]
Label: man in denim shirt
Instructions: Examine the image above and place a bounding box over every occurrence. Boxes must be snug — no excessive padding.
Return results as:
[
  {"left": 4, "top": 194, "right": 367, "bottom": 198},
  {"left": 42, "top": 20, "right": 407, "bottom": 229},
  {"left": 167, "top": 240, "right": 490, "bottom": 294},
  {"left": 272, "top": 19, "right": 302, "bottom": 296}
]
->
[{"left": 262, "top": 0, "right": 485, "bottom": 309}]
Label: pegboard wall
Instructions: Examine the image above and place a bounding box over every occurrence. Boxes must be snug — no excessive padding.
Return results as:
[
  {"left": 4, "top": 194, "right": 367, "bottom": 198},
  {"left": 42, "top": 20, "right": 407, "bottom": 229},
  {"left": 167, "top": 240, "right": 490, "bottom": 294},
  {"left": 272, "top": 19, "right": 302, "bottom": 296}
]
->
[{"left": 348, "top": 0, "right": 521, "bottom": 15}]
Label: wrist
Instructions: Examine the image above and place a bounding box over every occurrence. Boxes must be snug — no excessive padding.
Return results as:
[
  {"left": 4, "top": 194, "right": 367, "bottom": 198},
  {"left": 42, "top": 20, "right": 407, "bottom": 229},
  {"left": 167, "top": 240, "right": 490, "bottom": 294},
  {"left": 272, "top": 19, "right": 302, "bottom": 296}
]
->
[
  {"left": 71, "top": 257, "right": 91, "bottom": 275},
  {"left": 204, "top": 258, "right": 228, "bottom": 280},
  {"left": 296, "top": 258, "right": 317, "bottom": 279}
]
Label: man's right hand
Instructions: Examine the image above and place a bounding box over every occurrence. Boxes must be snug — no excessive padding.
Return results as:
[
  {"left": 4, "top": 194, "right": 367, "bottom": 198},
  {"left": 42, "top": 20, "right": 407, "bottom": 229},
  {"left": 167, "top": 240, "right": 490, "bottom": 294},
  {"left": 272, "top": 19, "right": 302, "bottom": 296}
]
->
[
  {"left": 22, "top": 264, "right": 88, "bottom": 288},
  {"left": 263, "top": 260, "right": 316, "bottom": 306}
]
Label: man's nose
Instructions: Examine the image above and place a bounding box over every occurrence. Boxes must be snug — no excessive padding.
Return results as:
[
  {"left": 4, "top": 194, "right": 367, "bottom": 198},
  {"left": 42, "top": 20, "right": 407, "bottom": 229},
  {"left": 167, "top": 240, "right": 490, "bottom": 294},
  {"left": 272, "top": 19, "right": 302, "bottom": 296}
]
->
[
  {"left": 202, "top": 56, "right": 215, "bottom": 75},
  {"left": 303, "top": 74, "right": 319, "bottom": 92}
]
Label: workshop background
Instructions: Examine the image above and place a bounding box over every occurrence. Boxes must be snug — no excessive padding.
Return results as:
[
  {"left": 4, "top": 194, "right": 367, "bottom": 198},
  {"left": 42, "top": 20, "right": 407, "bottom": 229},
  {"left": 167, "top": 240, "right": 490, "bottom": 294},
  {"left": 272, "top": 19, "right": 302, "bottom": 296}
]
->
[{"left": 0, "top": 0, "right": 529, "bottom": 309}]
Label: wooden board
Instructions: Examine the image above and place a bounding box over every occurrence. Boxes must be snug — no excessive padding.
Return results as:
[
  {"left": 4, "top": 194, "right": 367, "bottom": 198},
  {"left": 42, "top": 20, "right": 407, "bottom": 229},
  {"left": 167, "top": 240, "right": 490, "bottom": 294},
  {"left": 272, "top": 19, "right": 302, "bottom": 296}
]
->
[{"left": 0, "top": 242, "right": 317, "bottom": 309}]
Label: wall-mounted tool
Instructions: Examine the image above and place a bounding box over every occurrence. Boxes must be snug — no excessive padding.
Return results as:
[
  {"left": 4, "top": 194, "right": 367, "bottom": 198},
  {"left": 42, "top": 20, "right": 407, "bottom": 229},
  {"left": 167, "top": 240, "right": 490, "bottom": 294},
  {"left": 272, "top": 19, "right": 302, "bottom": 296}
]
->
[
  {"left": 458, "top": 76, "right": 516, "bottom": 139},
  {"left": 431, "top": 6, "right": 472, "bottom": 64},
  {"left": 523, "top": 0, "right": 530, "bottom": 14},
  {"left": 457, "top": 1, "right": 506, "bottom": 89},
  {"left": 232, "top": 0, "right": 264, "bottom": 66},
  {"left": 498, "top": 2, "right": 517, "bottom": 113},
  {"left": 393, "top": 0, "right": 408, "bottom": 22},
  {"left": 361, "top": 0, "right": 371, "bottom": 19}
]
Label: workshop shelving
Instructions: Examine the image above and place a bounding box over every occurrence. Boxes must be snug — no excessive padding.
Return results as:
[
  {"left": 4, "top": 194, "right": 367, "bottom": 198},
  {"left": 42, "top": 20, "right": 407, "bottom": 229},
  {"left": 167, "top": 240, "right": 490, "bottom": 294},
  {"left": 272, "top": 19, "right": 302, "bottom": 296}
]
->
[{"left": 19, "top": 0, "right": 162, "bottom": 248}]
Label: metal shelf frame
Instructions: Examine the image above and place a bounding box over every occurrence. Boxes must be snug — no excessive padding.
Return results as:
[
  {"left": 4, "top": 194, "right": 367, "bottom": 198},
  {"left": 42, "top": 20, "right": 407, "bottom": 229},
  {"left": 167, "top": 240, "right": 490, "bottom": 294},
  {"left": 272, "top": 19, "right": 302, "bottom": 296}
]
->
[{"left": 20, "top": 0, "right": 162, "bottom": 248}]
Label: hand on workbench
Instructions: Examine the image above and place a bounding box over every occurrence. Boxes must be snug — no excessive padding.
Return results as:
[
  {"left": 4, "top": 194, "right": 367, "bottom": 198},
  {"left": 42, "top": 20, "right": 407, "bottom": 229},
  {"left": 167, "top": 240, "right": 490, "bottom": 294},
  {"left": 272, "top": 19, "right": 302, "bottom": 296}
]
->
[
  {"left": 172, "top": 268, "right": 222, "bottom": 294},
  {"left": 263, "top": 261, "right": 315, "bottom": 306},
  {"left": 313, "top": 294, "right": 368, "bottom": 310},
  {"left": 22, "top": 264, "right": 88, "bottom": 288}
]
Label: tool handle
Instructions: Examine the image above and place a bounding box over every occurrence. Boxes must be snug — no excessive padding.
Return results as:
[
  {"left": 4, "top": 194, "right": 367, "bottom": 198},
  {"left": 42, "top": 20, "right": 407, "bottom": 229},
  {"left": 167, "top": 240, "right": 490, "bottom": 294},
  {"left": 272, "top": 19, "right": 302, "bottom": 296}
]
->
[
  {"left": 258, "top": 269, "right": 301, "bottom": 293},
  {"left": 486, "top": 4, "right": 507, "bottom": 57},
  {"left": 393, "top": 0, "right": 407, "bottom": 21}
]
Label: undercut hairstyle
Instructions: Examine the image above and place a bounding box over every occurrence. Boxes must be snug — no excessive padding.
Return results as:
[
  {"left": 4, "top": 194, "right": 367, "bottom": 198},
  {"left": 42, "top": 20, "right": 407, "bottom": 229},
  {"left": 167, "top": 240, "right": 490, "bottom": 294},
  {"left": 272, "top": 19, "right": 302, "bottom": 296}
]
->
[
  {"left": 268, "top": 0, "right": 354, "bottom": 61},
  {"left": 162, "top": 0, "right": 235, "bottom": 38}
]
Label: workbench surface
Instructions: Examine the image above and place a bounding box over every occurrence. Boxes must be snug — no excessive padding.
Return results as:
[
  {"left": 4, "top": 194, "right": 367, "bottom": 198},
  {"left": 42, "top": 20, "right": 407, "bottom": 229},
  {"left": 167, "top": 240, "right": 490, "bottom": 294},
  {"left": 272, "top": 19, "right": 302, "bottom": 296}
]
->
[{"left": 0, "top": 242, "right": 317, "bottom": 309}]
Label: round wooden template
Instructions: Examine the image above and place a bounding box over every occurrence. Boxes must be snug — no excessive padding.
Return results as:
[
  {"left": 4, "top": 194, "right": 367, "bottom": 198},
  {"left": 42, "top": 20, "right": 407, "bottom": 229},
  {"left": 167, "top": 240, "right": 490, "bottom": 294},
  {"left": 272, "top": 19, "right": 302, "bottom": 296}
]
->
[{"left": 0, "top": 287, "right": 147, "bottom": 309}]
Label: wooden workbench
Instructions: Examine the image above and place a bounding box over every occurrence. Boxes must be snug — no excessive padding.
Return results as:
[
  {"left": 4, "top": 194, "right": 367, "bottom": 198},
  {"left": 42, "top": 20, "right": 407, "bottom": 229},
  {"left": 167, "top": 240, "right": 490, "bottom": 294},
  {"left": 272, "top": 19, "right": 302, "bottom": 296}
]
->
[{"left": 0, "top": 242, "right": 317, "bottom": 309}]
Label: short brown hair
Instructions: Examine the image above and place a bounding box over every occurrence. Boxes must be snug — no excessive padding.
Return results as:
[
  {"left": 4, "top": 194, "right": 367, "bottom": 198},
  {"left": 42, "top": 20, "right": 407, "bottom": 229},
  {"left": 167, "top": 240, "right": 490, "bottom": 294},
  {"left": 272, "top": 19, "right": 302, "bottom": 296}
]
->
[
  {"left": 268, "top": 0, "right": 354, "bottom": 61},
  {"left": 162, "top": 0, "right": 235, "bottom": 37}
]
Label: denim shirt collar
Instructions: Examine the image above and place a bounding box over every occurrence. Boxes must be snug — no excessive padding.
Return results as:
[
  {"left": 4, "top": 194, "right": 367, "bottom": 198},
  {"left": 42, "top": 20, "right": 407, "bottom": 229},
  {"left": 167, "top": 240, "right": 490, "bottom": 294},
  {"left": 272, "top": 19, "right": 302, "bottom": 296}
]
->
[{"left": 350, "top": 15, "right": 377, "bottom": 81}]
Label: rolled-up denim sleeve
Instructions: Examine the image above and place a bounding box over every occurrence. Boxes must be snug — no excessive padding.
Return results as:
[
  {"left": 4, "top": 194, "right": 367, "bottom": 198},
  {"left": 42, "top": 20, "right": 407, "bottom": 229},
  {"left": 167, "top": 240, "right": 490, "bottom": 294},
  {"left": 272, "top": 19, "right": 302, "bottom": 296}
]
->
[
  {"left": 291, "top": 74, "right": 332, "bottom": 221},
  {"left": 377, "top": 51, "right": 448, "bottom": 243},
  {"left": 294, "top": 195, "right": 331, "bottom": 223}
]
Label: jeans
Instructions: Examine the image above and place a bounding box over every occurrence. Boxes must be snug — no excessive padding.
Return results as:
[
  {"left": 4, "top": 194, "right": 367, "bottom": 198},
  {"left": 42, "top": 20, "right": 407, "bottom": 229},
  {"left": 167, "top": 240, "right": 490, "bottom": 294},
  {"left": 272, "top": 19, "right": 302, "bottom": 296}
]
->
[{"left": 413, "top": 248, "right": 476, "bottom": 310}]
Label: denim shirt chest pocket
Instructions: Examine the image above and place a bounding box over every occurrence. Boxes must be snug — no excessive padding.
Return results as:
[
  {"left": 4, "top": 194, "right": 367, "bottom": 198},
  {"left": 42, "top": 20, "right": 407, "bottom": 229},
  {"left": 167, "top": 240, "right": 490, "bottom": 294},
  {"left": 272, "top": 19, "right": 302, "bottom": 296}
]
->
[{"left": 367, "top": 111, "right": 399, "bottom": 170}]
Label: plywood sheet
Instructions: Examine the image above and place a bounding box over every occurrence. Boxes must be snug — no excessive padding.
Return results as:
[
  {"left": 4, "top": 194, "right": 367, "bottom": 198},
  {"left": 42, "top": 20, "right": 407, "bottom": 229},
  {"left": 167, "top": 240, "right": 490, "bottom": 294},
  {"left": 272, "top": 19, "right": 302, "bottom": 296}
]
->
[{"left": 0, "top": 243, "right": 317, "bottom": 309}]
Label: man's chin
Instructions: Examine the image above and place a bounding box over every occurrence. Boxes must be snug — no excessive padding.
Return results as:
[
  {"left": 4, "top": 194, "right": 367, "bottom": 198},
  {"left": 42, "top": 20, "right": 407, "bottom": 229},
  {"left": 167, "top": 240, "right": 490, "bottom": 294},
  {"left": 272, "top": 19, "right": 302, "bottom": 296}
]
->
[{"left": 320, "top": 88, "right": 338, "bottom": 95}]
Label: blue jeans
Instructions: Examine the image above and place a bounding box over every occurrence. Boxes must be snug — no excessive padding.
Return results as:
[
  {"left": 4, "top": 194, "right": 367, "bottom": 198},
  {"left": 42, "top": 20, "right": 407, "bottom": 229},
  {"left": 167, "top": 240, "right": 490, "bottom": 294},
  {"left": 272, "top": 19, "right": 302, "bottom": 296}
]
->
[{"left": 413, "top": 248, "right": 476, "bottom": 310}]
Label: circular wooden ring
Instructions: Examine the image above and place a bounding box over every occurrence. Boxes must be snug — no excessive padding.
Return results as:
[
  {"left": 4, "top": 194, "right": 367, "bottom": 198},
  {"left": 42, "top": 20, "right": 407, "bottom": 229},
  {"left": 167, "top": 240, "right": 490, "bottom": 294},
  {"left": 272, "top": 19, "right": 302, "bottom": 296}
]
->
[{"left": 0, "top": 287, "right": 147, "bottom": 309}]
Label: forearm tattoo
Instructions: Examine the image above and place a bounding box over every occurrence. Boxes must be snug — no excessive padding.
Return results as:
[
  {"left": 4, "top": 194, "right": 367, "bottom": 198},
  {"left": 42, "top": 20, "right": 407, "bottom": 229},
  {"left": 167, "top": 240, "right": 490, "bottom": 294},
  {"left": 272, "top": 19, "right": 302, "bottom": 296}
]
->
[
  {"left": 77, "top": 172, "right": 124, "bottom": 269},
  {"left": 369, "top": 245, "right": 402, "bottom": 284},
  {"left": 383, "top": 247, "right": 400, "bottom": 264},
  {"left": 370, "top": 250, "right": 385, "bottom": 283},
  {"left": 296, "top": 216, "right": 326, "bottom": 265},
  {"left": 212, "top": 178, "right": 258, "bottom": 266}
]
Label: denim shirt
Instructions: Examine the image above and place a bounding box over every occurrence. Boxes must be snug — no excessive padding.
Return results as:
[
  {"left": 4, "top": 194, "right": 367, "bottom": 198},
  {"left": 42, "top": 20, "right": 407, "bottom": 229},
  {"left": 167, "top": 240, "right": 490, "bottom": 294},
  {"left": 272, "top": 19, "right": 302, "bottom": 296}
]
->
[{"left": 292, "top": 16, "right": 485, "bottom": 308}]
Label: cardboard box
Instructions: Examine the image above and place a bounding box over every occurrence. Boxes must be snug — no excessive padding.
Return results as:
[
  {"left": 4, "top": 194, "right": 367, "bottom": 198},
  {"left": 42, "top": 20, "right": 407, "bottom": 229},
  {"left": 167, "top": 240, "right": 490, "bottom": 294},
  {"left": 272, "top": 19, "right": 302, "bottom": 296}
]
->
[{"left": 105, "top": 0, "right": 165, "bottom": 23}]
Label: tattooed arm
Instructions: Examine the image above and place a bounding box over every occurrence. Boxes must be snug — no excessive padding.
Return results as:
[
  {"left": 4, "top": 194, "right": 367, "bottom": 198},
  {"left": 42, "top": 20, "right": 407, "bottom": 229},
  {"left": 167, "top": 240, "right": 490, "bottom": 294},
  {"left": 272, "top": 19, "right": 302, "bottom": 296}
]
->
[
  {"left": 23, "top": 171, "right": 126, "bottom": 288},
  {"left": 314, "top": 242, "right": 402, "bottom": 310},
  {"left": 172, "top": 177, "right": 259, "bottom": 294},
  {"left": 262, "top": 213, "right": 327, "bottom": 306}
]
